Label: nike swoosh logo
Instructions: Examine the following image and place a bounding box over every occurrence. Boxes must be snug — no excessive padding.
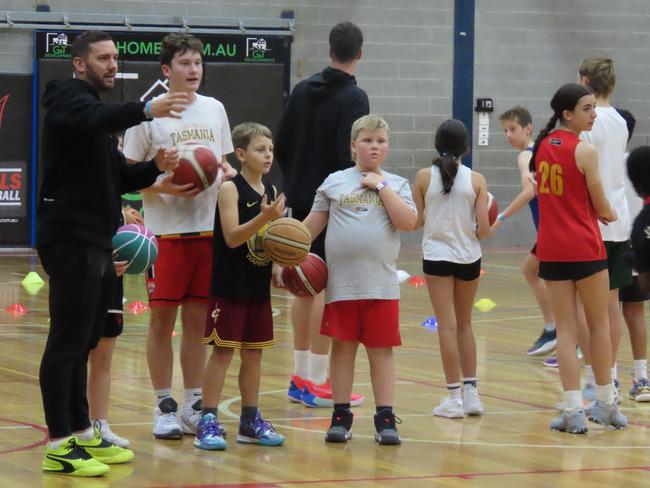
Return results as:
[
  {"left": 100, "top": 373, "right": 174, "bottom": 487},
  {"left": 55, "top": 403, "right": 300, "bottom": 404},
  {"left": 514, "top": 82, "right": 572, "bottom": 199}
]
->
[{"left": 246, "top": 202, "right": 257, "bottom": 208}]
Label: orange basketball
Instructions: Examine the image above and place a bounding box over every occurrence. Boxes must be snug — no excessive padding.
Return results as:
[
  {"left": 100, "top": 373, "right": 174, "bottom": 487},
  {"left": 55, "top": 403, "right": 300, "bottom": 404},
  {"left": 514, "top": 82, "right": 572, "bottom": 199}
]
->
[
  {"left": 487, "top": 192, "right": 498, "bottom": 225},
  {"left": 262, "top": 217, "right": 311, "bottom": 266},
  {"left": 172, "top": 143, "right": 219, "bottom": 193}
]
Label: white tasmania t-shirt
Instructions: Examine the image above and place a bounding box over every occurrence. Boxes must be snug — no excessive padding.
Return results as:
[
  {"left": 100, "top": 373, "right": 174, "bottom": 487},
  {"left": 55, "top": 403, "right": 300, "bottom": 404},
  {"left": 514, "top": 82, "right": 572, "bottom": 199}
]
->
[
  {"left": 580, "top": 106, "right": 630, "bottom": 242},
  {"left": 123, "top": 94, "right": 233, "bottom": 236}
]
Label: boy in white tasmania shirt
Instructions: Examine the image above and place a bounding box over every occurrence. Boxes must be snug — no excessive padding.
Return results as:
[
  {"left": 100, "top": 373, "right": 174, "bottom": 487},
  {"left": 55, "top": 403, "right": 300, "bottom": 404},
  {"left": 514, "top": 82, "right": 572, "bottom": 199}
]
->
[{"left": 123, "top": 33, "right": 234, "bottom": 440}]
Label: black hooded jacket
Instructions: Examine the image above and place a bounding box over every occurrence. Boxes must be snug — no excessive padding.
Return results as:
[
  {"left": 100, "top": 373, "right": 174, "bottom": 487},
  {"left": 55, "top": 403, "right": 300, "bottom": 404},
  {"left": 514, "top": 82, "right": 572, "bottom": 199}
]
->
[
  {"left": 275, "top": 67, "right": 369, "bottom": 211},
  {"left": 38, "top": 78, "right": 161, "bottom": 250}
]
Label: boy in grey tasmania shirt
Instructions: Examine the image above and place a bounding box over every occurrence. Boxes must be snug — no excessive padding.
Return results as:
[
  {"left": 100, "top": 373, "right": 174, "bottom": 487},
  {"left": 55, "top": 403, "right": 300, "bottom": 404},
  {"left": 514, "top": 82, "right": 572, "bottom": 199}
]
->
[
  {"left": 312, "top": 167, "right": 414, "bottom": 303},
  {"left": 302, "top": 115, "right": 416, "bottom": 445}
]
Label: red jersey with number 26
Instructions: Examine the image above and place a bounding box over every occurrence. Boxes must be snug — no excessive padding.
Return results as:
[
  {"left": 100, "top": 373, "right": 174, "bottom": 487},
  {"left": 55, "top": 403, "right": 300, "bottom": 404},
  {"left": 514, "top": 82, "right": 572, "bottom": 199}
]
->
[{"left": 535, "top": 130, "right": 605, "bottom": 262}]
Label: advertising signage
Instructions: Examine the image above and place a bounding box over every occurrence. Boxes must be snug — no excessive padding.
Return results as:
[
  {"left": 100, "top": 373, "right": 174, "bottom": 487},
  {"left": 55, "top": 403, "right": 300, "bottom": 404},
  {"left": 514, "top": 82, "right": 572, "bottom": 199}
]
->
[{"left": 35, "top": 30, "right": 291, "bottom": 64}]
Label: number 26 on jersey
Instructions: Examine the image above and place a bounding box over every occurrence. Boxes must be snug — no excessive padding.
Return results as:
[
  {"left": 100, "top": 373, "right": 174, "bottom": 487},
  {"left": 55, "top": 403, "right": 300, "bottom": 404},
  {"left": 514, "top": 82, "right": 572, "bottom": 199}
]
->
[{"left": 538, "top": 161, "right": 564, "bottom": 196}]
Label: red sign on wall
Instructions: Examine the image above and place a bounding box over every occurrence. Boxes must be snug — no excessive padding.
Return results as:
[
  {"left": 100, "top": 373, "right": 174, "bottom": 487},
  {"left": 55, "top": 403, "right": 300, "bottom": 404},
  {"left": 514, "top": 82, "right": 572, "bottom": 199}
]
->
[
  {"left": 0, "top": 165, "right": 25, "bottom": 219},
  {"left": 0, "top": 74, "right": 32, "bottom": 244}
]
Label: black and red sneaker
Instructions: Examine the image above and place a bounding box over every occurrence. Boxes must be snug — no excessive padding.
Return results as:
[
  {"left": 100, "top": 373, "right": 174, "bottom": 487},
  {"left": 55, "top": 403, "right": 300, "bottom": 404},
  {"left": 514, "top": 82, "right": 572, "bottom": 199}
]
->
[{"left": 325, "top": 409, "right": 353, "bottom": 443}]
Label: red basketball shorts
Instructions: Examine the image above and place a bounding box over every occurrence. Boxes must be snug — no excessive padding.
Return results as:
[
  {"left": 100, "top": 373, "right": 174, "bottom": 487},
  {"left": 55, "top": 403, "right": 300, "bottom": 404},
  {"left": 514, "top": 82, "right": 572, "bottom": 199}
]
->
[
  {"left": 204, "top": 295, "right": 274, "bottom": 349},
  {"left": 321, "top": 299, "right": 401, "bottom": 348},
  {"left": 146, "top": 237, "right": 212, "bottom": 307}
]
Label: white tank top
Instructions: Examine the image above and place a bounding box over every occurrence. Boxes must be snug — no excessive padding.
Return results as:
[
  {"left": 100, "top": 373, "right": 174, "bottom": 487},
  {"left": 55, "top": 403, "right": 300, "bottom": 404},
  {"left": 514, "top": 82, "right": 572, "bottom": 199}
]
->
[{"left": 422, "top": 163, "right": 481, "bottom": 263}]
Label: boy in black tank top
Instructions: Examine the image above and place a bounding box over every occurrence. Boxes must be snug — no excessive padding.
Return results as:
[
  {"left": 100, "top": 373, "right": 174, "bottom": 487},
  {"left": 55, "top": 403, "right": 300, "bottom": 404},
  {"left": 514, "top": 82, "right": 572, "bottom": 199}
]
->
[{"left": 195, "top": 123, "right": 287, "bottom": 450}]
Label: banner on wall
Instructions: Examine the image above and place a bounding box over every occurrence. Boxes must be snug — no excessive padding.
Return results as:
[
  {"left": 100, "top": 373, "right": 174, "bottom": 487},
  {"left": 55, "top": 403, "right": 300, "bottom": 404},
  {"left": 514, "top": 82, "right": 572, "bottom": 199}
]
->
[
  {"left": 32, "top": 29, "right": 291, "bottom": 245},
  {"left": 35, "top": 30, "right": 290, "bottom": 64},
  {"left": 0, "top": 75, "right": 32, "bottom": 245}
]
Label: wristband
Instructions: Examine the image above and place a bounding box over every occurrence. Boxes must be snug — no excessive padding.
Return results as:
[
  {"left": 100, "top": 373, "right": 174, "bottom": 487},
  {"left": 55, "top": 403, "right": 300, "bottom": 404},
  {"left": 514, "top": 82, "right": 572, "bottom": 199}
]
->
[
  {"left": 497, "top": 212, "right": 506, "bottom": 222},
  {"left": 144, "top": 100, "right": 153, "bottom": 119},
  {"left": 376, "top": 180, "right": 388, "bottom": 192}
]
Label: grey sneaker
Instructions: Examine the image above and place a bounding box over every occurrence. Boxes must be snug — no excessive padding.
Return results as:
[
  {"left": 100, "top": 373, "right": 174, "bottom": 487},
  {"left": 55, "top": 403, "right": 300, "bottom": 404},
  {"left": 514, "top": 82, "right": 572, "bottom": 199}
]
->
[
  {"left": 325, "top": 409, "right": 353, "bottom": 443},
  {"left": 629, "top": 378, "right": 650, "bottom": 402},
  {"left": 374, "top": 409, "right": 402, "bottom": 445},
  {"left": 588, "top": 400, "right": 627, "bottom": 429},
  {"left": 550, "top": 408, "right": 588, "bottom": 434},
  {"left": 153, "top": 397, "right": 183, "bottom": 439}
]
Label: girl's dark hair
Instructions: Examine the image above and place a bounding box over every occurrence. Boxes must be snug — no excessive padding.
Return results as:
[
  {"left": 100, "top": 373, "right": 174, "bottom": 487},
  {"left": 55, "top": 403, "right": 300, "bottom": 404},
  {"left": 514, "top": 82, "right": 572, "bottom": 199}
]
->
[
  {"left": 627, "top": 146, "right": 650, "bottom": 198},
  {"left": 433, "top": 119, "right": 468, "bottom": 194},
  {"left": 529, "top": 83, "right": 592, "bottom": 172}
]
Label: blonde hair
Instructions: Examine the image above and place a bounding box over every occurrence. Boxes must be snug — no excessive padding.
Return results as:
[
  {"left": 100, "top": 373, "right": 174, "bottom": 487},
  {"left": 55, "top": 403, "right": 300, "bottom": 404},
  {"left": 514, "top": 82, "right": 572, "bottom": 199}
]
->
[
  {"left": 231, "top": 122, "right": 272, "bottom": 150},
  {"left": 579, "top": 57, "right": 615, "bottom": 97},
  {"left": 350, "top": 114, "right": 390, "bottom": 142}
]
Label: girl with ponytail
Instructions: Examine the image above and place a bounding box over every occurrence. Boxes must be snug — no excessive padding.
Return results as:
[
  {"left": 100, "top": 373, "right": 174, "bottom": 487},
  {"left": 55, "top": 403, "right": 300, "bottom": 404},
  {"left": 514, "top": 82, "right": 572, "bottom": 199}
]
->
[
  {"left": 413, "top": 119, "right": 491, "bottom": 419},
  {"left": 533, "top": 83, "right": 626, "bottom": 433}
]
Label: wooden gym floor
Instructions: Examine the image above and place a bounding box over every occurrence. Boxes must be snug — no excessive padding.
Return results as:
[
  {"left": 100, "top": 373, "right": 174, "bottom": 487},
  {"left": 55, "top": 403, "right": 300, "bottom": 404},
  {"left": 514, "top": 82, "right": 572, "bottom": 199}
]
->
[{"left": 1, "top": 247, "right": 650, "bottom": 488}]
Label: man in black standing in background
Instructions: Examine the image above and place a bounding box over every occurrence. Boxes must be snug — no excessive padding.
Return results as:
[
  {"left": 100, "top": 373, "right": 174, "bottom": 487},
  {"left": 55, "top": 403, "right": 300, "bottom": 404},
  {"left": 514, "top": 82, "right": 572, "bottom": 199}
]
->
[{"left": 275, "top": 21, "right": 369, "bottom": 409}]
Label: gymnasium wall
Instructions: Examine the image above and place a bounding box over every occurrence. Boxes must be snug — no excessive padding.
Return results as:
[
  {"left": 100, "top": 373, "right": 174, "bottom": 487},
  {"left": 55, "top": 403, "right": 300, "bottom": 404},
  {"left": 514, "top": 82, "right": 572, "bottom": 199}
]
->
[
  {"left": 474, "top": 0, "right": 650, "bottom": 247},
  {"left": 1, "top": 0, "right": 648, "bottom": 247}
]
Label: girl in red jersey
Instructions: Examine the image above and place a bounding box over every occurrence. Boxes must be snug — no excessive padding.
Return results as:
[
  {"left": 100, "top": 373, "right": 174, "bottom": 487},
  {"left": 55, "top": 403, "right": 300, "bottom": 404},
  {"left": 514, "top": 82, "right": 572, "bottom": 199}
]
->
[{"left": 530, "top": 83, "right": 626, "bottom": 433}]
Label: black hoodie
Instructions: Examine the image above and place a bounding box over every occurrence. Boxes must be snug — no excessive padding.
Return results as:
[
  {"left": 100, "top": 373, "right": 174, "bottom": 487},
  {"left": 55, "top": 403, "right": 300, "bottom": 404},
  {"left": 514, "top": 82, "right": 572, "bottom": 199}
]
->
[
  {"left": 275, "top": 67, "right": 369, "bottom": 211},
  {"left": 38, "top": 78, "right": 161, "bottom": 250}
]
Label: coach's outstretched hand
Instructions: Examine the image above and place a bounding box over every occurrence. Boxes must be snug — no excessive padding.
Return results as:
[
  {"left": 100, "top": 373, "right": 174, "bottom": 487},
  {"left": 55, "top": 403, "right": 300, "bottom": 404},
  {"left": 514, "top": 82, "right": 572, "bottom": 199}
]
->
[
  {"left": 149, "top": 92, "right": 190, "bottom": 119},
  {"left": 155, "top": 146, "right": 180, "bottom": 172}
]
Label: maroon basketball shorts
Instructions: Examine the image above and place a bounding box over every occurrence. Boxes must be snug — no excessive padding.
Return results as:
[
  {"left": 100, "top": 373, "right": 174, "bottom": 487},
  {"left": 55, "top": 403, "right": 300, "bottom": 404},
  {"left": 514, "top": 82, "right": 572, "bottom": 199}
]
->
[
  {"left": 204, "top": 295, "right": 274, "bottom": 349},
  {"left": 321, "top": 299, "right": 401, "bottom": 348},
  {"left": 146, "top": 237, "right": 212, "bottom": 307}
]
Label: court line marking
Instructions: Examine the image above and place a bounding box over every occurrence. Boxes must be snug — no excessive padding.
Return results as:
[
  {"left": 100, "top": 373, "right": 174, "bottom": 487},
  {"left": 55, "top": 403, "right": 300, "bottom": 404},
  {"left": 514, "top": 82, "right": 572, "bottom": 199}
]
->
[
  {"left": 149, "top": 464, "right": 650, "bottom": 487},
  {"left": 0, "top": 417, "right": 48, "bottom": 455},
  {"left": 0, "top": 408, "right": 562, "bottom": 432}
]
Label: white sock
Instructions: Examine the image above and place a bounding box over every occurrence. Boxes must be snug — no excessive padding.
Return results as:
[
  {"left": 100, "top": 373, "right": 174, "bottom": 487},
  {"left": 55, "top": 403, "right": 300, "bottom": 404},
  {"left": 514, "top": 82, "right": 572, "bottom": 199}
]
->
[
  {"left": 74, "top": 426, "right": 95, "bottom": 441},
  {"left": 154, "top": 388, "right": 172, "bottom": 408},
  {"left": 595, "top": 383, "right": 614, "bottom": 404},
  {"left": 544, "top": 323, "right": 556, "bottom": 332},
  {"left": 611, "top": 363, "right": 618, "bottom": 381},
  {"left": 634, "top": 359, "right": 648, "bottom": 381},
  {"left": 563, "top": 390, "right": 582, "bottom": 410},
  {"left": 49, "top": 435, "right": 74, "bottom": 450},
  {"left": 293, "top": 350, "right": 309, "bottom": 379},
  {"left": 447, "top": 383, "right": 462, "bottom": 399},
  {"left": 584, "top": 365, "right": 595, "bottom": 386},
  {"left": 463, "top": 377, "right": 478, "bottom": 389},
  {"left": 184, "top": 388, "right": 202, "bottom": 408},
  {"left": 308, "top": 353, "right": 329, "bottom": 385}
]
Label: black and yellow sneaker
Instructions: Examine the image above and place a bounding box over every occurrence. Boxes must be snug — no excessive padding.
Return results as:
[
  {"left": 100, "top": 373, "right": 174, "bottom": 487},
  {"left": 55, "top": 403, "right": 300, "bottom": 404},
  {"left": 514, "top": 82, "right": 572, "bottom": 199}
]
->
[
  {"left": 42, "top": 437, "right": 110, "bottom": 477},
  {"left": 76, "top": 428, "right": 135, "bottom": 464}
]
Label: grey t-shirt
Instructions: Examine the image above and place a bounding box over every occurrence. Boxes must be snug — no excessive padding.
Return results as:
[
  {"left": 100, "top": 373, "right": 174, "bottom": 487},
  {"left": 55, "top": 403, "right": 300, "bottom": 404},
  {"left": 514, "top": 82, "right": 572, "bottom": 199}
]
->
[{"left": 312, "top": 167, "right": 416, "bottom": 304}]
